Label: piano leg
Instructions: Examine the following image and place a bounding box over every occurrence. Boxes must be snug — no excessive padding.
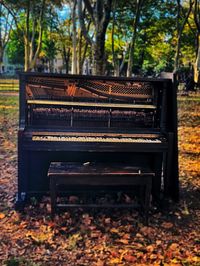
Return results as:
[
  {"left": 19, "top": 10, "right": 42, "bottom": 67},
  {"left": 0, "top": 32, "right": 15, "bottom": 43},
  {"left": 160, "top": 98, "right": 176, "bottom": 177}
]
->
[
  {"left": 152, "top": 153, "right": 163, "bottom": 206},
  {"left": 167, "top": 132, "right": 179, "bottom": 201},
  {"left": 15, "top": 136, "right": 29, "bottom": 210}
]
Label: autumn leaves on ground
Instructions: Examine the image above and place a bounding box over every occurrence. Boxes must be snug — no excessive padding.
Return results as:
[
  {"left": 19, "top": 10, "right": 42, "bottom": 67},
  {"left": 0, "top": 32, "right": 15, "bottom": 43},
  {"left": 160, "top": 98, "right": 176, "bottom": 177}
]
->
[{"left": 0, "top": 92, "right": 199, "bottom": 266}]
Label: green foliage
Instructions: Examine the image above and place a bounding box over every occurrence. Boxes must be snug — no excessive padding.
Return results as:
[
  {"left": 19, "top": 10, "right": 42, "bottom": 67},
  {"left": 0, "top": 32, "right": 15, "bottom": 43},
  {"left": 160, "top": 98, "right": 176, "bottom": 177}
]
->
[
  {"left": 41, "top": 32, "right": 58, "bottom": 60},
  {"left": 105, "top": 0, "right": 178, "bottom": 75},
  {"left": 6, "top": 30, "right": 24, "bottom": 65},
  {"left": 3, "top": 0, "right": 199, "bottom": 75}
]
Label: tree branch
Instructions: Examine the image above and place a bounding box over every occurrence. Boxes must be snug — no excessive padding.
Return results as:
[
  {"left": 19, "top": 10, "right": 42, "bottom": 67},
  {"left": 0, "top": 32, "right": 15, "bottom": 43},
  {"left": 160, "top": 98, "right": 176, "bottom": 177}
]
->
[
  {"left": 179, "top": 0, "right": 194, "bottom": 34},
  {"left": 100, "top": 0, "right": 112, "bottom": 34},
  {"left": 194, "top": 0, "right": 200, "bottom": 32},
  {"left": 77, "top": 0, "right": 93, "bottom": 46},
  {"left": 31, "top": 0, "right": 46, "bottom": 68},
  {"left": 0, "top": 1, "right": 22, "bottom": 34},
  {"left": 83, "top": 0, "right": 95, "bottom": 23}
]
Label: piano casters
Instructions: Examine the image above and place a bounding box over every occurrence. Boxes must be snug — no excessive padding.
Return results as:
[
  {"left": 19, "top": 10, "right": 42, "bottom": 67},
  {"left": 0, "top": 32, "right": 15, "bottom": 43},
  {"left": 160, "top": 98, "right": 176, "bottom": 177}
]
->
[
  {"left": 15, "top": 192, "right": 26, "bottom": 211},
  {"left": 15, "top": 133, "right": 28, "bottom": 211}
]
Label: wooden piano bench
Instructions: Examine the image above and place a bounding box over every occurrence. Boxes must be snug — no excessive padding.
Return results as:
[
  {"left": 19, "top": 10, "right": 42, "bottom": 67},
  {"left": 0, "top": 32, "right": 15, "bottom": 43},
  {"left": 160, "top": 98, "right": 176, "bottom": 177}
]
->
[{"left": 48, "top": 162, "right": 154, "bottom": 224}]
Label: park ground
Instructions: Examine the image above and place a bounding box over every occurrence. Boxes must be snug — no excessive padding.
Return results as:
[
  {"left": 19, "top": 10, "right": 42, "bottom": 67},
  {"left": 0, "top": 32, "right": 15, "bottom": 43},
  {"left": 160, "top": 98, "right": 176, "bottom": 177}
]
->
[{"left": 0, "top": 88, "right": 199, "bottom": 266}]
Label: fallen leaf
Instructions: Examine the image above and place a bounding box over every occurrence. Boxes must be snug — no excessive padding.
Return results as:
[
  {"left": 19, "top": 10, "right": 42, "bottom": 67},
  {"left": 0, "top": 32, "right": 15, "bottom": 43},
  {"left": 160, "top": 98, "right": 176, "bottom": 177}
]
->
[
  {"left": 116, "top": 239, "right": 129, "bottom": 244},
  {"left": 109, "top": 258, "right": 121, "bottom": 264},
  {"left": 82, "top": 213, "right": 92, "bottom": 226},
  {"left": 90, "top": 230, "right": 101, "bottom": 238},
  {"left": 46, "top": 203, "right": 51, "bottom": 213},
  {"left": 140, "top": 226, "right": 155, "bottom": 236},
  {"left": 110, "top": 250, "right": 119, "bottom": 257},
  {"left": 26, "top": 232, "right": 51, "bottom": 244},
  {"left": 169, "top": 243, "right": 179, "bottom": 250},
  {"left": 146, "top": 244, "right": 154, "bottom": 253},
  {"left": 104, "top": 217, "right": 111, "bottom": 224},
  {"left": 19, "top": 221, "right": 27, "bottom": 229},
  {"left": 191, "top": 256, "right": 200, "bottom": 263},
  {"left": 161, "top": 222, "right": 173, "bottom": 229},
  {"left": 150, "top": 254, "right": 157, "bottom": 260},
  {"left": 123, "top": 254, "right": 137, "bottom": 263},
  {"left": 170, "top": 258, "right": 180, "bottom": 264},
  {"left": 122, "top": 233, "right": 130, "bottom": 240},
  {"left": 95, "top": 260, "right": 105, "bottom": 266},
  {"left": 67, "top": 233, "right": 82, "bottom": 250},
  {"left": 156, "top": 240, "right": 162, "bottom": 245},
  {"left": 0, "top": 213, "right": 5, "bottom": 219},
  {"left": 110, "top": 228, "right": 120, "bottom": 234}
]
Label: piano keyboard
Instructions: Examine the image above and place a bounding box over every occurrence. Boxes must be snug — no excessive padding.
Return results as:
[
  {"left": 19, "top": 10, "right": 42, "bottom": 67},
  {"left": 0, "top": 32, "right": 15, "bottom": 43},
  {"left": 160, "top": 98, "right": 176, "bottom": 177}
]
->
[{"left": 32, "top": 135, "right": 162, "bottom": 143}]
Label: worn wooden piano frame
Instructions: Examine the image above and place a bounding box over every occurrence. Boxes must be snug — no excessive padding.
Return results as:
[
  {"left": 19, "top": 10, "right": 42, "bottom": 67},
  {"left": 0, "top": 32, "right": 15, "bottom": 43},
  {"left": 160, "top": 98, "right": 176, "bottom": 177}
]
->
[{"left": 16, "top": 72, "right": 179, "bottom": 210}]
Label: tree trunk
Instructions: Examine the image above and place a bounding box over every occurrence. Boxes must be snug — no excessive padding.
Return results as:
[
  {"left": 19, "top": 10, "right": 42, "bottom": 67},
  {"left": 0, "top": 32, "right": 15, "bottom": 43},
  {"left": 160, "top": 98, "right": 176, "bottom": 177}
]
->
[
  {"left": 194, "top": 34, "right": 200, "bottom": 83},
  {"left": 174, "top": 0, "right": 181, "bottom": 72},
  {"left": 62, "top": 44, "right": 70, "bottom": 74},
  {"left": 174, "top": 0, "right": 193, "bottom": 72},
  {"left": 78, "top": 0, "right": 112, "bottom": 76},
  {"left": 0, "top": 50, "right": 3, "bottom": 73},
  {"left": 194, "top": 0, "right": 200, "bottom": 83},
  {"left": 174, "top": 35, "right": 181, "bottom": 72},
  {"left": 93, "top": 33, "right": 106, "bottom": 75},
  {"left": 127, "top": 0, "right": 143, "bottom": 77},
  {"left": 0, "top": 4, "right": 13, "bottom": 73},
  {"left": 0, "top": 4, "right": 2, "bottom": 73},
  {"left": 111, "top": 0, "right": 118, "bottom": 76},
  {"left": 24, "top": 36, "right": 30, "bottom": 71},
  {"left": 72, "top": 0, "right": 77, "bottom": 74},
  {"left": 78, "top": 29, "right": 82, "bottom": 74},
  {"left": 78, "top": 22, "right": 90, "bottom": 74}
]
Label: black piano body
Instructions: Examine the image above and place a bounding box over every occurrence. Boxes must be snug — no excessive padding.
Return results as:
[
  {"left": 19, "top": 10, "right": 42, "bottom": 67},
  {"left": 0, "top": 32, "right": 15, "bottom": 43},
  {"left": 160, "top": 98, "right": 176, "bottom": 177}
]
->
[{"left": 16, "top": 72, "right": 179, "bottom": 208}]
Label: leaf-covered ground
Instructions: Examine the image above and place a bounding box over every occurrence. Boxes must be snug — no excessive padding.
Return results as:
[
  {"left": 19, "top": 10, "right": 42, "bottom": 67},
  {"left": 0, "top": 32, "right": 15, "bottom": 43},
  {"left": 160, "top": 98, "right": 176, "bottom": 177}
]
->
[{"left": 0, "top": 93, "right": 199, "bottom": 266}]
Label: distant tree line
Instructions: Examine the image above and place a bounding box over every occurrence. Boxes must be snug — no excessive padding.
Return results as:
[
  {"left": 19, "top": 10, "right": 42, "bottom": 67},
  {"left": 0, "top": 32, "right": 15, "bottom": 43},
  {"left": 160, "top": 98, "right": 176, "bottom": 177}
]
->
[{"left": 0, "top": 0, "right": 200, "bottom": 80}]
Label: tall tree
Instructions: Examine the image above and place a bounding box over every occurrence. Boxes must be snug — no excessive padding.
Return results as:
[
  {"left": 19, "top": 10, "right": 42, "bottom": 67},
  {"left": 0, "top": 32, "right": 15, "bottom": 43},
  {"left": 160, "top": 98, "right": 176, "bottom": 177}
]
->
[
  {"left": 78, "top": 0, "right": 112, "bottom": 75},
  {"left": 174, "top": 0, "right": 194, "bottom": 72},
  {"left": 127, "top": 0, "right": 144, "bottom": 77},
  {"left": 71, "top": 0, "right": 77, "bottom": 74},
  {"left": 1, "top": 0, "right": 62, "bottom": 71},
  {"left": 0, "top": 4, "right": 13, "bottom": 73},
  {"left": 111, "top": 0, "right": 118, "bottom": 75},
  {"left": 193, "top": 0, "right": 200, "bottom": 83}
]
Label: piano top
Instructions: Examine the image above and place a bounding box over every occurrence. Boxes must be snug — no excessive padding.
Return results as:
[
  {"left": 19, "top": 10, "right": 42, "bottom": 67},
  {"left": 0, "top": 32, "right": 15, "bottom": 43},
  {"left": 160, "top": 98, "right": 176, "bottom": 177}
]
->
[{"left": 19, "top": 71, "right": 173, "bottom": 83}]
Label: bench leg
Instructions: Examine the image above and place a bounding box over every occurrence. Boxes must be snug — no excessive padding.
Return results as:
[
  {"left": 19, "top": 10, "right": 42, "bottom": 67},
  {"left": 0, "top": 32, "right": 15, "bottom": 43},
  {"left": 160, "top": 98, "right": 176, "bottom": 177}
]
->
[
  {"left": 144, "top": 178, "right": 152, "bottom": 225},
  {"left": 50, "top": 177, "right": 57, "bottom": 219}
]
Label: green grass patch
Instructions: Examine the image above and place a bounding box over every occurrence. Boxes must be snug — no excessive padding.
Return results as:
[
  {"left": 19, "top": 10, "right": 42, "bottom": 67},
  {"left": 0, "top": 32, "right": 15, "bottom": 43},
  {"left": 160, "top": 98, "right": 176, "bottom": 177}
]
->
[
  {"left": 0, "top": 95, "right": 19, "bottom": 147},
  {"left": 0, "top": 79, "right": 19, "bottom": 91},
  {"left": 0, "top": 87, "right": 19, "bottom": 92},
  {"left": 0, "top": 95, "right": 19, "bottom": 126},
  {"left": 0, "top": 78, "right": 19, "bottom": 83},
  {"left": 0, "top": 95, "right": 19, "bottom": 107},
  {"left": 178, "top": 97, "right": 200, "bottom": 102}
]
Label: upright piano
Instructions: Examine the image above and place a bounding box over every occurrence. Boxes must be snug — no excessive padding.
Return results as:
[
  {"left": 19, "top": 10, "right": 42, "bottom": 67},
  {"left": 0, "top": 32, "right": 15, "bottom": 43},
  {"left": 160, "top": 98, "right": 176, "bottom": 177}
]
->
[{"left": 16, "top": 72, "right": 179, "bottom": 207}]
